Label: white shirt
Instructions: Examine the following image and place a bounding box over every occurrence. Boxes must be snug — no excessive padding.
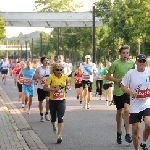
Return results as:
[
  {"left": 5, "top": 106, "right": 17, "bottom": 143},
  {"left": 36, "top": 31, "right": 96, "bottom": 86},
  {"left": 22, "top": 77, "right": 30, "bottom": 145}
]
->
[
  {"left": 121, "top": 68, "right": 150, "bottom": 113},
  {"left": 37, "top": 66, "right": 50, "bottom": 89},
  {"left": 63, "top": 63, "right": 72, "bottom": 75},
  {"left": 80, "top": 62, "right": 96, "bottom": 82},
  {"left": 1, "top": 61, "right": 9, "bottom": 69}
]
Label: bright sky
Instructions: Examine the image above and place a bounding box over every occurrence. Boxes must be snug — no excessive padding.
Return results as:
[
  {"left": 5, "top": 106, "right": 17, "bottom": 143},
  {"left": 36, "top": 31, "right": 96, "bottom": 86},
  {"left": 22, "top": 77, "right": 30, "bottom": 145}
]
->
[{"left": 0, "top": 0, "right": 95, "bottom": 37}]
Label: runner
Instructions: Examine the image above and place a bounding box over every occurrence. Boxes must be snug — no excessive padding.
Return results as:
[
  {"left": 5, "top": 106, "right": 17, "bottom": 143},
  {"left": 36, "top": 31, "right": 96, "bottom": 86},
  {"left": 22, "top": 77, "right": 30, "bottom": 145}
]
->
[
  {"left": 64, "top": 58, "right": 73, "bottom": 90},
  {"left": 17, "top": 61, "right": 25, "bottom": 104},
  {"left": 80, "top": 55, "right": 96, "bottom": 109},
  {"left": 20, "top": 60, "right": 36, "bottom": 114},
  {"left": 43, "top": 62, "right": 70, "bottom": 144},
  {"left": 106, "top": 45, "right": 134, "bottom": 144},
  {"left": 1, "top": 58, "right": 10, "bottom": 85},
  {"left": 121, "top": 54, "right": 150, "bottom": 150},
  {"left": 11, "top": 59, "right": 20, "bottom": 89},
  {"left": 102, "top": 62, "right": 114, "bottom": 106},
  {"left": 74, "top": 65, "right": 83, "bottom": 105},
  {"left": 95, "top": 62, "right": 104, "bottom": 100},
  {"left": 33, "top": 57, "right": 50, "bottom": 122}
]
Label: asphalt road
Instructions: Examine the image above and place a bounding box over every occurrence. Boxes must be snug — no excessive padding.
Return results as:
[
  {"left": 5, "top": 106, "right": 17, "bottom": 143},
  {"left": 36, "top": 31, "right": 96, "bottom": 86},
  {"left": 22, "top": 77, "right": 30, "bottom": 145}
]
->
[{"left": 1, "top": 76, "right": 150, "bottom": 150}]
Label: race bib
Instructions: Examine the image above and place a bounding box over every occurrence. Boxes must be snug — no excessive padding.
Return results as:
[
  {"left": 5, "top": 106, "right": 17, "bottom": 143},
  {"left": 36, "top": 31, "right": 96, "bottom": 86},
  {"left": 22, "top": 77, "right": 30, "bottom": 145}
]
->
[
  {"left": 53, "top": 91, "right": 64, "bottom": 100},
  {"left": 83, "top": 75, "right": 90, "bottom": 80},
  {"left": 136, "top": 89, "right": 150, "bottom": 98},
  {"left": 40, "top": 79, "right": 46, "bottom": 85},
  {"left": 23, "top": 79, "right": 32, "bottom": 85},
  {"left": 98, "top": 76, "right": 103, "bottom": 80}
]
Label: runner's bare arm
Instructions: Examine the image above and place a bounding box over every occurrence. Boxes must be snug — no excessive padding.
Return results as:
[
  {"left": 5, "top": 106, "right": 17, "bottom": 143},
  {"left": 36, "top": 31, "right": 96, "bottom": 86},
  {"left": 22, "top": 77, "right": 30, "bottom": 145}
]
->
[
  {"left": 106, "top": 71, "right": 122, "bottom": 83},
  {"left": 33, "top": 68, "right": 41, "bottom": 80},
  {"left": 120, "top": 84, "right": 137, "bottom": 98},
  {"left": 43, "top": 84, "right": 60, "bottom": 91}
]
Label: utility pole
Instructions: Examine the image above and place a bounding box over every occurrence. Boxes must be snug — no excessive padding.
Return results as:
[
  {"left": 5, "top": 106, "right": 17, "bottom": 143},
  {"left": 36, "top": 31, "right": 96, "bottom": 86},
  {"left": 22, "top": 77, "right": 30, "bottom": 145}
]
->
[
  {"left": 92, "top": 5, "right": 96, "bottom": 63},
  {"left": 40, "top": 33, "right": 43, "bottom": 57}
]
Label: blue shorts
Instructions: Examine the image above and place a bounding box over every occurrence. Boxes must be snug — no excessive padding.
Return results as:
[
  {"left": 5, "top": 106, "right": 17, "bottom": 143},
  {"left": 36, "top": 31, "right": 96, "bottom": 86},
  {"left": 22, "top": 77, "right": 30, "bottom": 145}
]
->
[
  {"left": 1, "top": 69, "right": 8, "bottom": 74},
  {"left": 22, "top": 84, "right": 34, "bottom": 97}
]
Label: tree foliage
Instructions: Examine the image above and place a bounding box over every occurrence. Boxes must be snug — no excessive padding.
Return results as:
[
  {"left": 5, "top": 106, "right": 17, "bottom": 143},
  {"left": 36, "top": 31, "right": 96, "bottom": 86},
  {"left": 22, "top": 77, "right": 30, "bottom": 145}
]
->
[
  {"left": 34, "top": 0, "right": 83, "bottom": 12},
  {"left": 0, "top": 16, "right": 5, "bottom": 39}
]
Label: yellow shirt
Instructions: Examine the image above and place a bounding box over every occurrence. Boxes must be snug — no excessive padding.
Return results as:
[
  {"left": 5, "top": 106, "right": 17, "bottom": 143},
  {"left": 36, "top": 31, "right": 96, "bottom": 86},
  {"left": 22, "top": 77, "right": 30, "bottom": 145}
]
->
[
  {"left": 32, "top": 63, "right": 37, "bottom": 69},
  {"left": 45, "top": 73, "right": 69, "bottom": 100}
]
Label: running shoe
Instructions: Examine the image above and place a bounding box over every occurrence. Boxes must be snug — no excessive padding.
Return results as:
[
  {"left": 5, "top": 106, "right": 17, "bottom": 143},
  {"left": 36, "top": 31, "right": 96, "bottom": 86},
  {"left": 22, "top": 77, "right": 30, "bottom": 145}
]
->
[
  {"left": 53, "top": 123, "right": 58, "bottom": 134},
  {"left": 140, "top": 143, "right": 148, "bottom": 150},
  {"left": 87, "top": 103, "right": 90, "bottom": 109},
  {"left": 77, "top": 96, "right": 79, "bottom": 100},
  {"left": 22, "top": 104, "right": 24, "bottom": 108},
  {"left": 27, "top": 110, "right": 31, "bottom": 114},
  {"left": 57, "top": 135, "right": 62, "bottom": 144},
  {"left": 40, "top": 116, "right": 44, "bottom": 122},
  {"left": 117, "top": 132, "right": 122, "bottom": 144},
  {"left": 125, "top": 134, "right": 132, "bottom": 143},
  {"left": 45, "top": 114, "right": 50, "bottom": 121},
  {"left": 80, "top": 101, "right": 82, "bottom": 105},
  {"left": 106, "top": 100, "right": 109, "bottom": 106}
]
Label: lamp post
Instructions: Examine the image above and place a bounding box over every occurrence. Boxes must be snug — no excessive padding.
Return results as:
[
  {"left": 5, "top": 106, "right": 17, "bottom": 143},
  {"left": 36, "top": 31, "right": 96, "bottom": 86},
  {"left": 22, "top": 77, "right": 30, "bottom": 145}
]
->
[
  {"left": 92, "top": 5, "right": 96, "bottom": 63},
  {"left": 40, "top": 33, "right": 43, "bottom": 57}
]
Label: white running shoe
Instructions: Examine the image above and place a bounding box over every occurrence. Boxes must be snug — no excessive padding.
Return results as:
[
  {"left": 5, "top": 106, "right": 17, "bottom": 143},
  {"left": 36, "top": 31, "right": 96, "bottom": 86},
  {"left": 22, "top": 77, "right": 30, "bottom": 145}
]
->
[
  {"left": 45, "top": 114, "right": 50, "bottom": 121},
  {"left": 87, "top": 103, "right": 90, "bottom": 109},
  {"left": 22, "top": 104, "right": 24, "bottom": 108},
  {"left": 40, "top": 116, "right": 44, "bottom": 122},
  {"left": 27, "top": 109, "right": 31, "bottom": 114},
  {"left": 106, "top": 100, "right": 109, "bottom": 106}
]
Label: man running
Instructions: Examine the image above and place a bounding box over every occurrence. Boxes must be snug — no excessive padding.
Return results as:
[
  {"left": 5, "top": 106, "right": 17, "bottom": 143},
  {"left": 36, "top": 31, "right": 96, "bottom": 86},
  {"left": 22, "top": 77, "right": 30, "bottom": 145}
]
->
[
  {"left": 121, "top": 54, "right": 150, "bottom": 150},
  {"left": 20, "top": 60, "right": 35, "bottom": 114},
  {"left": 106, "top": 45, "right": 134, "bottom": 144},
  {"left": 80, "top": 55, "right": 96, "bottom": 109},
  {"left": 33, "top": 57, "right": 50, "bottom": 122},
  {"left": 1, "top": 58, "right": 10, "bottom": 85}
]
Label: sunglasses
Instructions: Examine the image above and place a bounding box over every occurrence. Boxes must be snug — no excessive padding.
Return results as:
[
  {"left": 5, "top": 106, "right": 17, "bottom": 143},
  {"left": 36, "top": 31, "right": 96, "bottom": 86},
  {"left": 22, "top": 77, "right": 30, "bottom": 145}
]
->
[
  {"left": 55, "top": 69, "right": 63, "bottom": 71},
  {"left": 138, "top": 59, "right": 146, "bottom": 63}
]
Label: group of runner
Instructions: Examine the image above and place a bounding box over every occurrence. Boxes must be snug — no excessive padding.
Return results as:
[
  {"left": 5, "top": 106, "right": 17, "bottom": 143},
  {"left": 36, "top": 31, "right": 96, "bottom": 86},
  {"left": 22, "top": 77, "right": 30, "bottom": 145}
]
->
[{"left": 0, "top": 46, "right": 149, "bottom": 149}]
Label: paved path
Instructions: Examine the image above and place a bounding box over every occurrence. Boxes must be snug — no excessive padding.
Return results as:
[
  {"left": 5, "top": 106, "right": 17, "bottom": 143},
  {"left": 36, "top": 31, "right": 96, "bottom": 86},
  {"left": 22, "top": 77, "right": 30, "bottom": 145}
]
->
[{"left": 0, "top": 76, "right": 150, "bottom": 150}]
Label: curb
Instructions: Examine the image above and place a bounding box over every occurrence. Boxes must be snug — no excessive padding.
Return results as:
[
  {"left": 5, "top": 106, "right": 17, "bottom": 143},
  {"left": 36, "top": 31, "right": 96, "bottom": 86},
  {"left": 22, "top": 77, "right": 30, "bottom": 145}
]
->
[{"left": 0, "top": 86, "right": 49, "bottom": 150}]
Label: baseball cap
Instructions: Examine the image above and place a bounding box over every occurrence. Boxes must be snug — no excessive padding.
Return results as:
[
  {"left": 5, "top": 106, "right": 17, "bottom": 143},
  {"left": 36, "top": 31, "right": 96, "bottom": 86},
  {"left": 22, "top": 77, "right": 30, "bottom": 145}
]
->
[
  {"left": 136, "top": 54, "right": 146, "bottom": 61},
  {"left": 85, "top": 55, "right": 91, "bottom": 59}
]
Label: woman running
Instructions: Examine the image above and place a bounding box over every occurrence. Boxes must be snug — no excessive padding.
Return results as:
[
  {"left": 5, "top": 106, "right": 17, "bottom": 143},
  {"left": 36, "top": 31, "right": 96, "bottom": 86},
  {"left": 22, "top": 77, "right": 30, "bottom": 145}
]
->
[
  {"left": 74, "top": 65, "right": 83, "bottom": 105},
  {"left": 43, "top": 63, "right": 70, "bottom": 144},
  {"left": 17, "top": 61, "right": 25, "bottom": 107}
]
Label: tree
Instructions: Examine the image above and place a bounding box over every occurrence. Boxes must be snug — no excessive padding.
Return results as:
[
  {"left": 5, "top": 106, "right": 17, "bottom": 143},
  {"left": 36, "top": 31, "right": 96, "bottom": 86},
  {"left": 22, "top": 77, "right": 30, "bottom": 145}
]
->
[
  {"left": 34, "top": 0, "right": 83, "bottom": 12},
  {"left": 0, "top": 16, "right": 5, "bottom": 39}
]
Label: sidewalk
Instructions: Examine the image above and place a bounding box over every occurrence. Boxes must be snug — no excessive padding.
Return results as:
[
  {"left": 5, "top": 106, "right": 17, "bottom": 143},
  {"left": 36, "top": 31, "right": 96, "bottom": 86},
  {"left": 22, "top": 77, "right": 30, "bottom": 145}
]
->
[{"left": 0, "top": 86, "right": 49, "bottom": 150}]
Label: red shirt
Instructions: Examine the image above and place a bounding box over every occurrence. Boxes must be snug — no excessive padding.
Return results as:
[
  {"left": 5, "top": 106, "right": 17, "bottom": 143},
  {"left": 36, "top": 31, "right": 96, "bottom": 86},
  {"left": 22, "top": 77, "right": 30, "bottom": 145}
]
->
[
  {"left": 12, "top": 65, "right": 21, "bottom": 74},
  {"left": 74, "top": 71, "right": 82, "bottom": 84}
]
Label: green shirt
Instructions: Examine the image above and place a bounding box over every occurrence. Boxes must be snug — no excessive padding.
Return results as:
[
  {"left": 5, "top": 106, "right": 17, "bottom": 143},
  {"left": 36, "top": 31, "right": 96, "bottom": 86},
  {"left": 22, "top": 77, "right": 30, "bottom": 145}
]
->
[
  {"left": 102, "top": 68, "right": 113, "bottom": 84},
  {"left": 109, "top": 59, "right": 134, "bottom": 96}
]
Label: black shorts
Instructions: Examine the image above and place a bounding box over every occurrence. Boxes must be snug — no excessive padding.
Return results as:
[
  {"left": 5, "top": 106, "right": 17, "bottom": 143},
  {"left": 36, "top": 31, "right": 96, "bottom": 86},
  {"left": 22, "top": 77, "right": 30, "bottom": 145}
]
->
[
  {"left": 113, "top": 93, "right": 130, "bottom": 110},
  {"left": 75, "top": 84, "right": 82, "bottom": 89},
  {"left": 17, "top": 82, "right": 22, "bottom": 92},
  {"left": 82, "top": 80, "right": 92, "bottom": 92},
  {"left": 103, "top": 83, "right": 113, "bottom": 90},
  {"left": 129, "top": 108, "right": 150, "bottom": 124},
  {"left": 68, "top": 73, "right": 72, "bottom": 77},
  {"left": 1, "top": 69, "right": 8, "bottom": 74},
  {"left": 37, "top": 88, "right": 50, "bottom": 101}
]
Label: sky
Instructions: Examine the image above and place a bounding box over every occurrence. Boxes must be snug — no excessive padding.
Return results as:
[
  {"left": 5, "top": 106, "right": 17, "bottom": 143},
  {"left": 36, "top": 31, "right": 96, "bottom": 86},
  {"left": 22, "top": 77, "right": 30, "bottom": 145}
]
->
[{"left": 0, "top": 0, "right": 95, "bottom": 37}]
